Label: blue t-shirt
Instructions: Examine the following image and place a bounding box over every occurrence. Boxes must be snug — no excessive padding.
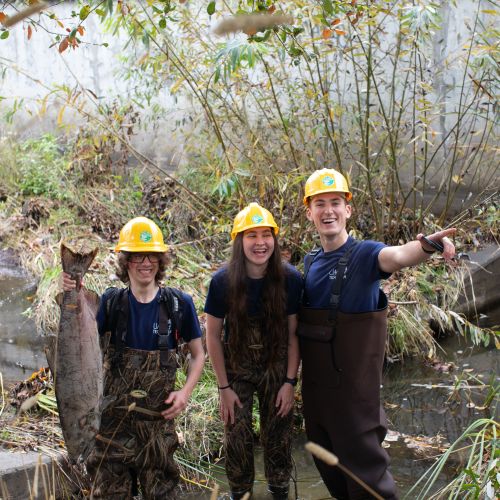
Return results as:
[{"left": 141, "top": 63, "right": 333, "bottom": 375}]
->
[
  {"left": 303, "top": 237, "right": 390, "bottom": 313},
  {"left": 204, "top": 263, "right": 303, "bottom": 319},
  {"left": 96, "top": 287, "right": 202, "bottom": 350}
]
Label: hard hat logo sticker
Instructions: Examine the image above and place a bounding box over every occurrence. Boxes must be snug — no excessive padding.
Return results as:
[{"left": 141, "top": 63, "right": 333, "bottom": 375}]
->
[
  {"left": 322, "top": 176, "right": 335, "bottom": 187},
  {"left": 251, "top": 215, "right": 264, "bottom": 224},
  {"left": 140, "top": 231, "right": 152, "bottom": 242}
]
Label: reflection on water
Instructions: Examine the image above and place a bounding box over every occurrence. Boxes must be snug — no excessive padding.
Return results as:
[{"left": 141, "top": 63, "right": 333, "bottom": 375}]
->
[
  {"left": 381, "top": 335, "right": 498, "bottom": 498},
  {"left": 0, "top": 259, "right": 497, "bottom": 499},
  {"left": 0, "top": 260, "right": 43, "bottom": 384}
]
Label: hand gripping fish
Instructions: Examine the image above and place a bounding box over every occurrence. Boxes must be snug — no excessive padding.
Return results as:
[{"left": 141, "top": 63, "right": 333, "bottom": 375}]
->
[{"left": 52, "top": 243, "right": 101, "bottom": 462}]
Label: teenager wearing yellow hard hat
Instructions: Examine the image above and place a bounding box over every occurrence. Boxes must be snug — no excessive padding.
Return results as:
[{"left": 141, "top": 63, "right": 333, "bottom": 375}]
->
[
  {"left": 61, "top": 216, "right": 204, "bottom": 498},
  {"left": 298, "top": 168, "right": 456, "bottom": 499},
  {"left": 205, "top": 203, "right": 302, "bottom": 500}
]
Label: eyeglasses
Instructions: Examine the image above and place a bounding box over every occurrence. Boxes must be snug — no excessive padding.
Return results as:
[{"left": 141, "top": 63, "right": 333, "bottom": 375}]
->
[{"left": 128, "top": 253, "right": 161, "bottom": 264}]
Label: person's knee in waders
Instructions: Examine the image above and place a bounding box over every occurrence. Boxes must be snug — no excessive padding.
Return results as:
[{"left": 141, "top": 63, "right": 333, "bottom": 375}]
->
[
  {"left": 61, "top": 216, "right": 205, "bottom": 497},
  {"left": 204, "top": 203, "right": 303, "bottom": 499},
  {"left": 298, "top": 169, "right": 456, "bottom": 499}
]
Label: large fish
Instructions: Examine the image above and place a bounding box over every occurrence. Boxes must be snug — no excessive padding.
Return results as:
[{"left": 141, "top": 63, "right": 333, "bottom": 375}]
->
[{"left": 49, "top": 243, "right": 101, "bottom": 462}]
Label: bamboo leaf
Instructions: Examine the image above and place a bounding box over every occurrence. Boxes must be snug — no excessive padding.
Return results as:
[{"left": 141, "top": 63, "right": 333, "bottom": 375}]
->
[
  {"left": 322, "top": 0, "right": 334, "bottom": 16},
  {"left": 57, "top": 105, "right": 66, "bottom": 126},
  {"left": 79, "top": 5, "right": 90, "bottom": 21}
]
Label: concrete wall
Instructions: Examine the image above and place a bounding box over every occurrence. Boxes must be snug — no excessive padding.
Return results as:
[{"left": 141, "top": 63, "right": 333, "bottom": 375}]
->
[
  {"left": 0, "top": 0, "right": 497, "bottom": 182},
  {"left": 0, "top": 1, "right": 188, "bottom": 169}
]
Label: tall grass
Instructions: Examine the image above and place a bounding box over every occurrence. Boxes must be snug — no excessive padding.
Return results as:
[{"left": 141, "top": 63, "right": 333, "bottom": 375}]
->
[{"left": 405, "top": 417, "right": 499, "bottom": 499}]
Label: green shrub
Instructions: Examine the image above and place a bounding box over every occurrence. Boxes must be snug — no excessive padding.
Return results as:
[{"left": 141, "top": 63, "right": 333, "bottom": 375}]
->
[{"left": 18, "top": 134, "right": 70, "bottom": 200}]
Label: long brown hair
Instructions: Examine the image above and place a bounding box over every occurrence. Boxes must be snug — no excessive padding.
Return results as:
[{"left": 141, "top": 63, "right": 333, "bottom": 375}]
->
[
  {"left": 226, "top": 232, "right": 287, "bottom": 368},
  {"left": 116, "top": 251, "right": 170, "bottom": 285}
]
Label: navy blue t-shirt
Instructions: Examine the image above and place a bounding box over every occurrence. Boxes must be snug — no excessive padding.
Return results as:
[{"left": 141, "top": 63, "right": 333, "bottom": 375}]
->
[
  {"left": 303, "top": 237, "right": 391, "bottom": 313},
  {"left": 204, "top": 263, "right": 303, "bottom": 319},
  {"left": 96, "top": 287, "right": 202, "bottom": 350}
]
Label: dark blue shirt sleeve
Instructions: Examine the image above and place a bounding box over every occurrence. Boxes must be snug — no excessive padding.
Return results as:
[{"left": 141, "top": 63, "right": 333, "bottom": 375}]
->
[
  {"left": 96, "top": 288, "right": 115, "bottom": 336},
  {"left": 367, "top": 241, "right": 391, "bottom": 280},
  {"left": 285, "top": 264, "right": 303, "bottom": 315},
  {"left": 204, "top": 268, "right": 228, "bottom": 319},
  {"left": 179, "top": 292, "right": 202, "bottom": 342}
]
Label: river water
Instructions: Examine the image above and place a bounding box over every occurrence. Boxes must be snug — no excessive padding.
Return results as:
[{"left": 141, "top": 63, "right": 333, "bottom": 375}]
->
[
  {"left": 0, "top": 256, "right": 498, "bottom": 499},
  {"left": 0, "top": 254, "right": 43, "bottom": 384}
]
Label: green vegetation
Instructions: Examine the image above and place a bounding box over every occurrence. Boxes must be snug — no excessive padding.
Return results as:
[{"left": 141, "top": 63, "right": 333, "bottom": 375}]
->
[
  {"left": 0, "top": 0, "right": 498, "bottom": 495},
  {"left": 407, "top": 416, "right": 499, "bottom": 499},
  {"left": 17, "top": 135, "right": 70, "bottom": 199}
]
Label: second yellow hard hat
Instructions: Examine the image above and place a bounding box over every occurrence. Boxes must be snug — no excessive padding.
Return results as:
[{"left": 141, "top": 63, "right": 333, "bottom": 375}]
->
[
  {"left": 303, "top": 168, "right": 352, "bottom": 205},
  {"left": 231, "top": 203, "right": 279, "bottom": 240}
]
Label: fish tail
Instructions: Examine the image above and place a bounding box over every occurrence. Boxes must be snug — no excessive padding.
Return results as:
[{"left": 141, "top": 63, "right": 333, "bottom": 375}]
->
[{"left": 61, "top": 243, "right": 98, "bottom": 290}]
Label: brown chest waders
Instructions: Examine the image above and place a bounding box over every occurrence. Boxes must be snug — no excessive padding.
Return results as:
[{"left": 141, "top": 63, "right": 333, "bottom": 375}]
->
[
  {"left": 86, "top": 295, "right": 181, "bottom": 500},
  {"left": 223, "top": 321, "right": 293, "bottom": 499},
  {"left": 298, "top": 242, "right": 398, "bottom": 500}
]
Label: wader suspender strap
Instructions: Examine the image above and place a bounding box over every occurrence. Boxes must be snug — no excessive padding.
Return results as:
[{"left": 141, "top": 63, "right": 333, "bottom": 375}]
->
[
  {"left": 327, "top": 239, "right": 358, "bottom": 372},
  {"left": 302, "top": 248, "right": 321, "bottom": 305},
  {"left": 158, "top": 288, "right": 175, "bottom": 371},
  {"left": 111, "top": 288, "right": 128, "bottom": 367},
  {"left": 302, "top": 241, "right": 358, "bottom": 308},
  {"left": 328, "top": 240, "right": 358, "bottom": 323},
  {"left": 106, "top": 287, "right": 183, "bottom": 370}
]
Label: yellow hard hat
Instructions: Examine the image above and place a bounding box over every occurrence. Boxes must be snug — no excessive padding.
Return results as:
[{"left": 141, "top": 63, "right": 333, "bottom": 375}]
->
[
  {"left": 231, "top": 202, "right": 279, "bottom": 240},
  {"left": 114, "top": 217, "right": 168, "bottom": 252},
  {"left": 303, "top": 168, "right": 352, "bottom": 205}
]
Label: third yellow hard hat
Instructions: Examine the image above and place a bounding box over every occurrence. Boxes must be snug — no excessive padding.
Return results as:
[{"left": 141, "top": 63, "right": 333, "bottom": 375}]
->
[
  {"left": 303, "top": 168, "right": 352, "bottom": 205},
  {"left": 231, "top": 202, "right": 279, "bottom": 240},
  {"left": 114, "top": 217, "right": 168, "bottom": 252}
]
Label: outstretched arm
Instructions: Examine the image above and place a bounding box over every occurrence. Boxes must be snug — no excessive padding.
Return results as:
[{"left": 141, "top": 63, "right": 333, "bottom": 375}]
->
[{"left": 378, "top": 228, "right": 456, "bottom": 274}]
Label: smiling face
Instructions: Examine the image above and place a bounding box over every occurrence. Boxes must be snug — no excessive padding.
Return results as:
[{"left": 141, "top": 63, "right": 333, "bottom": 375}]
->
[
  {"left": 306, "top": 192, "right": 352, "bottom": 241},
  {"left": 242, "top": 226, "right": 275, "bottom": 272},
  {"left": 126, "top": 253, "right": 160, "bottom": 288}
]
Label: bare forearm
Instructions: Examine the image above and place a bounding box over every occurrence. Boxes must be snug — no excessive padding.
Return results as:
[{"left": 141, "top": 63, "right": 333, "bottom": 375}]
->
[
  {"left": 380, "top": 241, "right": 430, "bottom": 273},
  {"left": 207, "top": 339, "right": 229, "bottom": 386},
  {"left": 183, "top": 338, "right": 205, "bottom": 397},
  {"left": 379, "top": 229, "right": 456, "bottom": 274},
  {"left": 205, "top": 315, "right": 230, "bottom": 387}
]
